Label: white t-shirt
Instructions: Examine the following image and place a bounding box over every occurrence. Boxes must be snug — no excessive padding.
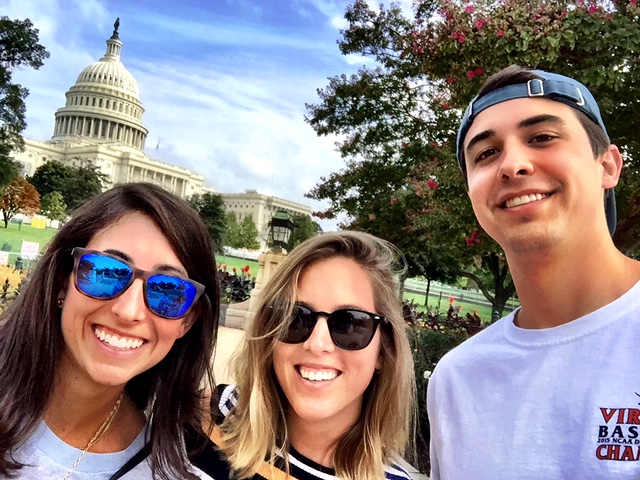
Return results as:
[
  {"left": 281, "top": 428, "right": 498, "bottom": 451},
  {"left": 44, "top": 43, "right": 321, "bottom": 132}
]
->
[
  {"left": 11, "top": 421, "right": 216, "bottom": 479},
  {"left": 428, "top": 279, "right": 640, "bottom": 480}
]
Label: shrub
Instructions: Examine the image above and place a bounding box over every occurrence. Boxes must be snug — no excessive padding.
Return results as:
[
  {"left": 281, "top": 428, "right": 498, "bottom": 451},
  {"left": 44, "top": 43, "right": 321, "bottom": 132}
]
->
[
  {"left": 404, "top": 299, "right": 488, "bottom": 473},
  {"left": 218, "top": 264, "right": 256, "bottom": 303}
]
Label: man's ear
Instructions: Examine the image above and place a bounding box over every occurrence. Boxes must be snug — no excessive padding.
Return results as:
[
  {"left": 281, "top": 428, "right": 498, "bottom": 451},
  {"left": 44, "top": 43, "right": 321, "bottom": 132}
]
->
[{"left": 600, "top": 145, "right": 623, "bottom": 189}]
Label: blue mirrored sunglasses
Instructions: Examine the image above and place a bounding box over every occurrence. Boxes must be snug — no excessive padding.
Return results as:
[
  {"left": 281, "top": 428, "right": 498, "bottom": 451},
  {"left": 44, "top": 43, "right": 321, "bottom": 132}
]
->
[{"left": 71, "top": 248, "right": 205, "bottom": 319}]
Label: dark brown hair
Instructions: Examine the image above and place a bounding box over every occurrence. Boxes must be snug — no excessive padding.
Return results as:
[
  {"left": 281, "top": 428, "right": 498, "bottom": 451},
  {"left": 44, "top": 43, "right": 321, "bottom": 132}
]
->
[{"left": 0, "top": 183, "right": 219, "bottom": 479}]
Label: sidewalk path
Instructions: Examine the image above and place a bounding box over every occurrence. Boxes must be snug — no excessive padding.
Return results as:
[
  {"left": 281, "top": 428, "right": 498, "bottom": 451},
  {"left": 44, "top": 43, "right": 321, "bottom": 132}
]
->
[{"left": 212, "top": 325, "right": 428, "bottom": 479}]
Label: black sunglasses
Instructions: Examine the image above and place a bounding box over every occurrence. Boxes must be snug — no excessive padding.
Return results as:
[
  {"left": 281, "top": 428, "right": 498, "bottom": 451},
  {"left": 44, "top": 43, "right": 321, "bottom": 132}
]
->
[
  {"left": 282, "top": 303, "right": 388, "bottom": 351},
  {"left": 71, "top": 248, "right": 205, "bottom": 319}
]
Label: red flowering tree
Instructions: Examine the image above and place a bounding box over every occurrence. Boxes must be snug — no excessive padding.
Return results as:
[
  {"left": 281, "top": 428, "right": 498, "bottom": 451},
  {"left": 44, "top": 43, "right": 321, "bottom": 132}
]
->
[
  {"left": 0, "top": 176, "right": 40, "bottom": 228},
  {"left": 306, "top": 0, "right": 640, "bottom": 317}
]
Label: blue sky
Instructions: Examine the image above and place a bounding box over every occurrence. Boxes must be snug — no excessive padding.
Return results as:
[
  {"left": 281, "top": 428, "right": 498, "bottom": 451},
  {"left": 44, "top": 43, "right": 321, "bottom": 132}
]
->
[{"left": 6, "top": 0, "right": 409, "bottom": 230}]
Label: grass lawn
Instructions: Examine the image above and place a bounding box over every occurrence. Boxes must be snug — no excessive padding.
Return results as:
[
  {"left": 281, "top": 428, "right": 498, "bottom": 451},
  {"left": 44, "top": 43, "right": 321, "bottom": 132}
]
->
[
  {"left": 403, "top": 290, "right": 495, "bottom": 323},
  {"left": 216, "top": 255, "right": 260, "bottom": 277},
  {"left": 0, "top": 223, "right": 59, "bottom": 253}
]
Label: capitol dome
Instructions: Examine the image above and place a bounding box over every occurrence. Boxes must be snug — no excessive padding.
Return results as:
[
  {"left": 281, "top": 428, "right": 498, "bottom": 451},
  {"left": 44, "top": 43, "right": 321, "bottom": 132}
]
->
[
  {"left": 51, "top": 20, "right": 148, "bottom": 151},
  {"left": 75, "top": 54, "right": 140, "bottom": 98}
]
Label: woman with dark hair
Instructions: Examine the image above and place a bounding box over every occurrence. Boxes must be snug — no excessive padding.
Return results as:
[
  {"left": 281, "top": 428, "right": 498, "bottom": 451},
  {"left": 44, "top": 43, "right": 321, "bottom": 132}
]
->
[
  {"left": 212, "top": 231, "right": 416, "bottom": 480},
  {"left": 0, "top": 183, "right": 225, "bottom": 479}
]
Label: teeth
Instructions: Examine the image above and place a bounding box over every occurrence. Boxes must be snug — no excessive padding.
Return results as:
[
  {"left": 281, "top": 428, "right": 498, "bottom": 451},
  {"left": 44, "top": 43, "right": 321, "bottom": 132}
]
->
[
  {"left": 505, "top": 193, "right": 548, "bottom": 208},
  {"left": 299, "top": 367, "right": 338, "bottom": 382},
  {"left": 93, "top": 327, "right": 143, "bottom": 350}
]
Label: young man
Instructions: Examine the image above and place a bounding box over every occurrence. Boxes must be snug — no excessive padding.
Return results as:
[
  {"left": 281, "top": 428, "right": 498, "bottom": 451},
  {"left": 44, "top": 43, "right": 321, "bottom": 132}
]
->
[{"left": 427, "top": 65, "right": 640, "bottom": 479}]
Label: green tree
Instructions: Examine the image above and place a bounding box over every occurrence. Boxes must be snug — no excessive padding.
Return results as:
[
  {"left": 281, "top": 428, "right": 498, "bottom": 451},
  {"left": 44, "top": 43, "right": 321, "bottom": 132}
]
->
[
  {"left": 0, "top": 17, "right": 49, "bottom": 190},
  {"left": 238, "top": 216, "right": 261, "bottom": 250},
  {"left": 0, "top": 176, "right": 40, "bottom": 227},
  {"left": 28, "top": 160, "right": 109, "bottom": 212},
  {"left": 288, "top": 215, "right": 322, "bottom": 250},
  {"left": 305, "top": 0, "right": 640, "bottom": 316},
  {"left": 224, "top": 212, "right": 241, "bottom": 248},
  {"left": 40, "top": 191, "right": 67, "bottom": 223},
  {"left": 188, "top": 192, "right": 226, "bottom": 250}
]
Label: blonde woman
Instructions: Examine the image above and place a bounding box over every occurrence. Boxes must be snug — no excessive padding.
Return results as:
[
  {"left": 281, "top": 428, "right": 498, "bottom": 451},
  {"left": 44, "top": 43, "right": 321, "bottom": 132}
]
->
[{"left": 212, "top": 231, "right": 416, "bottom": 480}]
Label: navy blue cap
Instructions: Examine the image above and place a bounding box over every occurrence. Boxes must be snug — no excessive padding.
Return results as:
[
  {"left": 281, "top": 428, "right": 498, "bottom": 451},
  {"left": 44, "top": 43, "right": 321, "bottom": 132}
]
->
[{"left": 456, "top": 70, "right": 616, "bottom": 236}]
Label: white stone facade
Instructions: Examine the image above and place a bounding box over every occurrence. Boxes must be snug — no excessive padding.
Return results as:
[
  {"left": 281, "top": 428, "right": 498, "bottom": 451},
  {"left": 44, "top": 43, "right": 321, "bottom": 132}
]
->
[
  {"left": 221, "top": 189, "right": 312, "bottom": 248},
  {"left": 11, "top": 25, "right": 209, "bottom": 199}
]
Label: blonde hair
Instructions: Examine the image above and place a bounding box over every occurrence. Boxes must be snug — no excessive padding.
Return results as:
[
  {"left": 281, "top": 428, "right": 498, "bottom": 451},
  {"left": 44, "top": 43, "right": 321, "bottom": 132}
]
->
[{"left": 220, "top": 231, "right": 416, "bottom": 480}]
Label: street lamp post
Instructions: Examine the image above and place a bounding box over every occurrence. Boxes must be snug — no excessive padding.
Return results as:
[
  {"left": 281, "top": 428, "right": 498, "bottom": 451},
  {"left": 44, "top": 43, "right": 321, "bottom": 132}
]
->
[{"left": 269, "top": 210, "right": 294, "bottom": 253}]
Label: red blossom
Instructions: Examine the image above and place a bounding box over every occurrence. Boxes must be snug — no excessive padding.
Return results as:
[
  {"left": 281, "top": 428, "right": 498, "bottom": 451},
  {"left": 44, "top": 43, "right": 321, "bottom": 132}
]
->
[
  {"left": 497, "top": 29, "right": 504, "bottom": 37},
  {"left": 465, "top": 229, "right": 482, "bottom": 246},
  {"left": 465, "top": 5, "right": 474, "bottom": 13},
  {"left": 369, "top": 214, "right": 376, "bottom": 221},
  {"left": 232, "top": 267, "right": 237, "bottom": 273},
  {"left": 588, "top": 5, "right": 597, "bottom": 13},
  {"left": 447, "top": 76, "right": 455, "bottom": 84},
  {"left": 458, "top": 33, "right": 466, "bottom": 44},
  {"left": 442, "top": 103, "right": 450, "bottom": 110},
  {"left": 390, "top": 198, "right": 398, "bottom": 204},
  {"left": 474, "top": 68, "right": 484, "bottom": 75},
  {"left": 449, "top": 296, "right": 455, "bottom": 304},
  {"left": 467, "top": 70, "right": 475, "bottom": 80},
  {"left": 631, "top": 0, "right": 636, "bottom": 5},
  {"left": 426, "top": 178, "right": 438, "bottom": 190}
]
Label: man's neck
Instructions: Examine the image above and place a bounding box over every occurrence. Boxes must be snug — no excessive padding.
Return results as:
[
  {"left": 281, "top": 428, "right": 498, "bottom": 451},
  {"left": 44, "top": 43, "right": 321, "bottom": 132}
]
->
[{"left": 507, "top": 239, "right": 640, "bottom": 329}]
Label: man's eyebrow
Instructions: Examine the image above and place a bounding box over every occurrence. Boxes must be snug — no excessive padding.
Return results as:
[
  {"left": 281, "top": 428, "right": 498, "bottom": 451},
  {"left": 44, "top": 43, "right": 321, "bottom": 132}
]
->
[
  {"left": 517, "top": 114, "right": 566, "bottom": 129},
  {"left": 465, "top": 129, "right": 495, "bottom": 156},
  {"left": 465, "top": 114, "right": 566, "bottom": 156}
]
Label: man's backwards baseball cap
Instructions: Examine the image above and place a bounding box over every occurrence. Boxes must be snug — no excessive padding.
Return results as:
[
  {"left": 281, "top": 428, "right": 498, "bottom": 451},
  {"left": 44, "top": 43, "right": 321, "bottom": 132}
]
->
[{"left": 456, "top": 69, "right": 617, "bottom": 236}]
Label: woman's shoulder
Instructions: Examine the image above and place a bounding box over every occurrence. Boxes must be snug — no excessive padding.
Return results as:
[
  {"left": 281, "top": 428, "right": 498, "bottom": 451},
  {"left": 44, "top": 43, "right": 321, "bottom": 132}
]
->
[
  {"left": 384, "top": 461, "right": 414, "bottom": 479},
  {"left": 210, "top": 384, "right": 238, "bottom": 424},
  {"left": 185, "top": 425, "right": 233, "bottom": 479}
]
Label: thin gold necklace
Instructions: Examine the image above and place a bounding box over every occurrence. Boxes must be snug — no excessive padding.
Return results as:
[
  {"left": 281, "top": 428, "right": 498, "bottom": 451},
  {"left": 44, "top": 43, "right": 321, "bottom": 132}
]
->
[{"left": 61, "top": 390, "right": 124, "bottom": 480}]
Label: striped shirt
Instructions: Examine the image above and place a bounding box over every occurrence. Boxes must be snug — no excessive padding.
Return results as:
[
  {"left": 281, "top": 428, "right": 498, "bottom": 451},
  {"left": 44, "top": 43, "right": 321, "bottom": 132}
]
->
[{"left": 215, "top": 385, "right": 414, "bottom": 480}]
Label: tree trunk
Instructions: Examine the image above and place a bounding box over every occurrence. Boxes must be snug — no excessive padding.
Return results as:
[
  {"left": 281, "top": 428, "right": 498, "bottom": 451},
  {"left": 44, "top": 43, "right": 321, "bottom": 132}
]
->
[{"left": 424, "top": 276, "right": 431, "bottom": 306}]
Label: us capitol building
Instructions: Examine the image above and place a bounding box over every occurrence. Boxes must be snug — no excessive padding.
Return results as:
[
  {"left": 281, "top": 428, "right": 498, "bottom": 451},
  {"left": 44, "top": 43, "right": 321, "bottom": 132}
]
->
[{"left": 10, "top": 20, "right": 312, "bottom": 244}]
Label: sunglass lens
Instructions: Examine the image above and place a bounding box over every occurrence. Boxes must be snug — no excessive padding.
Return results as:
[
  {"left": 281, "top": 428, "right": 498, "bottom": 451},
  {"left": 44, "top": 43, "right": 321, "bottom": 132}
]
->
[
  {"left": 283, "top": 305, "right": 315, "bottom": 343},
  {"left": 76, "top": 253, "right": 133, "bottom": 299},
  {"left": 329, "top": 310, "right": 376, "bottom": 350},
  {"left": 146, "top": 274, "right": 198, "bottom": 318}
]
